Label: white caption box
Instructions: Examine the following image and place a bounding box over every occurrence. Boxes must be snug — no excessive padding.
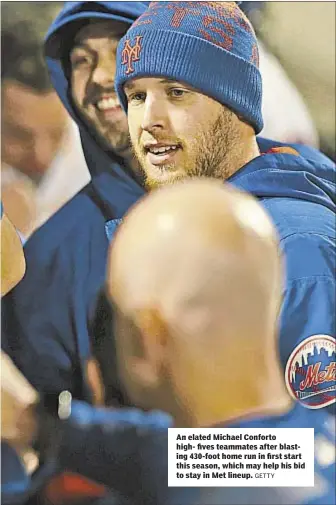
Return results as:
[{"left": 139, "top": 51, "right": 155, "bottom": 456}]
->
[{"left": 168, "top": 428, "right": 314, "bottom": 487}]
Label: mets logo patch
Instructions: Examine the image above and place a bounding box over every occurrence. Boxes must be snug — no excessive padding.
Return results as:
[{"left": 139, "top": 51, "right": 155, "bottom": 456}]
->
[
  {"left": 285, "top": 335, "right": 335, "bottom": 409},
  {"left": 121, "top": 35, "right": 143, "bottom": 75}
]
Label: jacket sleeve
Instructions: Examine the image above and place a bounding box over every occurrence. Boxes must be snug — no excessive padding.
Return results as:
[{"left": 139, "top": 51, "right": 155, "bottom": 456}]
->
[
  {"left": 278, "top": 232, "right": 335, "bottom": 368},
  {"left": 279, "top": 274, "right": 336, "bottom": 415},
  {"left": 57, "top": 402, "right": 172, "bottom": 504},
  {"left": 279, "top": 276, "right": 335, "bottom": 367}
]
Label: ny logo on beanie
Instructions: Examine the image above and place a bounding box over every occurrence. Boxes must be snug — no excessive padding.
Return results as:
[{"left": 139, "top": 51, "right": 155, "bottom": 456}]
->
[{"left": 121, "top": 35, "right": 143, "bottom": 75}]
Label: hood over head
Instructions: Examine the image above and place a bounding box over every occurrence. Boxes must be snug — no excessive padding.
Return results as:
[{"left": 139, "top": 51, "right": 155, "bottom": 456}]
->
[
  {"left": 45, "top": 1, "right": 147, "bottom": 124},
  {"left": 44, "top": 2, "right": 148, "bottom": 218}
]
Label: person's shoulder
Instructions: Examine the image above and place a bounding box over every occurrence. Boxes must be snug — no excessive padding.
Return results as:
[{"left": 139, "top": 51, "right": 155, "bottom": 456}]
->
[
  {"left": 281, "top": 231, "right": 335, "bottom": 282},
  {"left": 263, "top": 197, "right": 335, "bottom": 243},
  {"left": 289, "top": 142, "right": 335, "bottom": 168},
  {"left": 258, "top": 137, "right": 335, "bottom": 168},
  {"left": 261, "top": 192, "right": 335, "bottom": 282},
  {"left": 24, "top": 185, "right": 107, "bottom": 265}
]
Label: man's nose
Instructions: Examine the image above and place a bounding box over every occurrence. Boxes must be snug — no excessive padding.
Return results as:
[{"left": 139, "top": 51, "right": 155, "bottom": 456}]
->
[
  {"left": 141, "top": 96, "right": 167, "bottom": 134},
  {"left": 91, "top": 58, "right": 115, "bottom": 88}
]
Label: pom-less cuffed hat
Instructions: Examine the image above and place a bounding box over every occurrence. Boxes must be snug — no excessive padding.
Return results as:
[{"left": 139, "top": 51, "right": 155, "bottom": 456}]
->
[{"left": 115, "top": 1, "right": 263, "bottom": 133}]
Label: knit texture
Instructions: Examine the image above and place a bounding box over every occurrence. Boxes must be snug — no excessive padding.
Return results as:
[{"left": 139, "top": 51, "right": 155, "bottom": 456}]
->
[{"left": 115, "top": 1, "right": 263, "bottom": 133}]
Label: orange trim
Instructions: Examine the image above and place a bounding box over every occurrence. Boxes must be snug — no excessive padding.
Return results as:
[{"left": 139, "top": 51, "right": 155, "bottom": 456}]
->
[
  {"left": 266, "top": 147, "right": 300, "bottom": 156},
  {"left": 44, "top": 472, "right": 107, "bottom": 504}
]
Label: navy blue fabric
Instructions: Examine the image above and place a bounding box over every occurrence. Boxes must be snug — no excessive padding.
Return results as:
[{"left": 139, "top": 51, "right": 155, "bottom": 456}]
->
[
  {"left": 58, "top": 402, "right": 336, "bottom": 505},
  {"left": 1, "top": 444, "right": 30, "bottom": 505}
]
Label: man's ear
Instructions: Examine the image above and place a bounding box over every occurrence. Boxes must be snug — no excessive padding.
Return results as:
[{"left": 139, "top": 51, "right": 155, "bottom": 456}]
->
[
  {"left": 86, "top": 357, "right": 105, "bottom": 406},
  {"left": 131, "top": 308, "right": 169, "bottom": 389}
]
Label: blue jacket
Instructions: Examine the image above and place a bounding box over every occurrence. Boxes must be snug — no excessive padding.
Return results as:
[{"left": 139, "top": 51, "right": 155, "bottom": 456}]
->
[{"left": 230, "top": 140, "right": 335, "bottom": 371}]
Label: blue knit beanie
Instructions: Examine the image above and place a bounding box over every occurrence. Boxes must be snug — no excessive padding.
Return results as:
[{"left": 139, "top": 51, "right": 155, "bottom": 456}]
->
[{"left": 115, "top": 1, "right": 263, "bottom": 133}]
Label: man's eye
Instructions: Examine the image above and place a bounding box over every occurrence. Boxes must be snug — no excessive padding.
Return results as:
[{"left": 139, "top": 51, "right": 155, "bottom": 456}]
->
[
  {"left": 70, "top": 55, "right": 91, "bottom": 69},
  {"left": 169, "top": 88, "right": 187, "bottom": 98},
  {"left": 128, "top": 92, "right": 146, "bottom": 104}
]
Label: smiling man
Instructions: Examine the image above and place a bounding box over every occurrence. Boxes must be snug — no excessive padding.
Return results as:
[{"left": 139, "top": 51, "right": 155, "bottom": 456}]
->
[
  {"left": 115, "top": 0, "right": 336, "bottom": 404},
  {"left": 125, "top": 76, "right": 257, "bottom": 189},
  {"left": 69, "top": 19, "right": 138, "bottom": 171}
]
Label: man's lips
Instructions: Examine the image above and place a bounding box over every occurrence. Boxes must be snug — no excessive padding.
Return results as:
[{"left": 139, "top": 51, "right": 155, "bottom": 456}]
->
[
  {"left": 92, "top": 96, "right": 124, "bottom": 120},
  {"left": 144, "top": 143, "right": 181, "bottom": 166},
  {"left": 95, "top": 96, "right": 119, "bottom": 111}
]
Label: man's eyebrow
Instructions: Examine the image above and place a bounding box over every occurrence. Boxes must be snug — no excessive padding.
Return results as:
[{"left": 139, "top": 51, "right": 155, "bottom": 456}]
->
[
  {"left": 124, "top": 81, "right": 136, "bottom": 91},
  {"left": 160, "top": 79, "right": 194, "bottom": 90},
  {"left": 159, "top": 78, "right": 177, "bottom": 85},
  {"left": 124, "top": 79, "right": 186, "bottom": 90},
  {"left": 70, "top": 42, "right": 93, "bottom": 54}
]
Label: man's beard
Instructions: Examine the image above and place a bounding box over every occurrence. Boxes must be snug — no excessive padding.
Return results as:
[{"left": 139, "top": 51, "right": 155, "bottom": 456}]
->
[
  {"left": 98, "top": 125, "right": 131, "bottom": 156},
  {"left": 192, "top": 107, "right": 240, "bottom": 180},
  {"left": 88, "top": 119, "right": 131, "bottom": 157},
  {"left": 75, "top": 104, "right": 131, "bottom": 156},
  {"left": 132, "top": 106, "right": 241, "bottom": 190}
]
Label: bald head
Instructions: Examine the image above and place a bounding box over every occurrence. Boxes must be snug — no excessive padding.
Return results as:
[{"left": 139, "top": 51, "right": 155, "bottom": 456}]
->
[
  {"left": 106, "top": 179, "right": 286, "bottom": 423},
  {"left": 108, "top": 179, "right": 281, "bottom": 341}
]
